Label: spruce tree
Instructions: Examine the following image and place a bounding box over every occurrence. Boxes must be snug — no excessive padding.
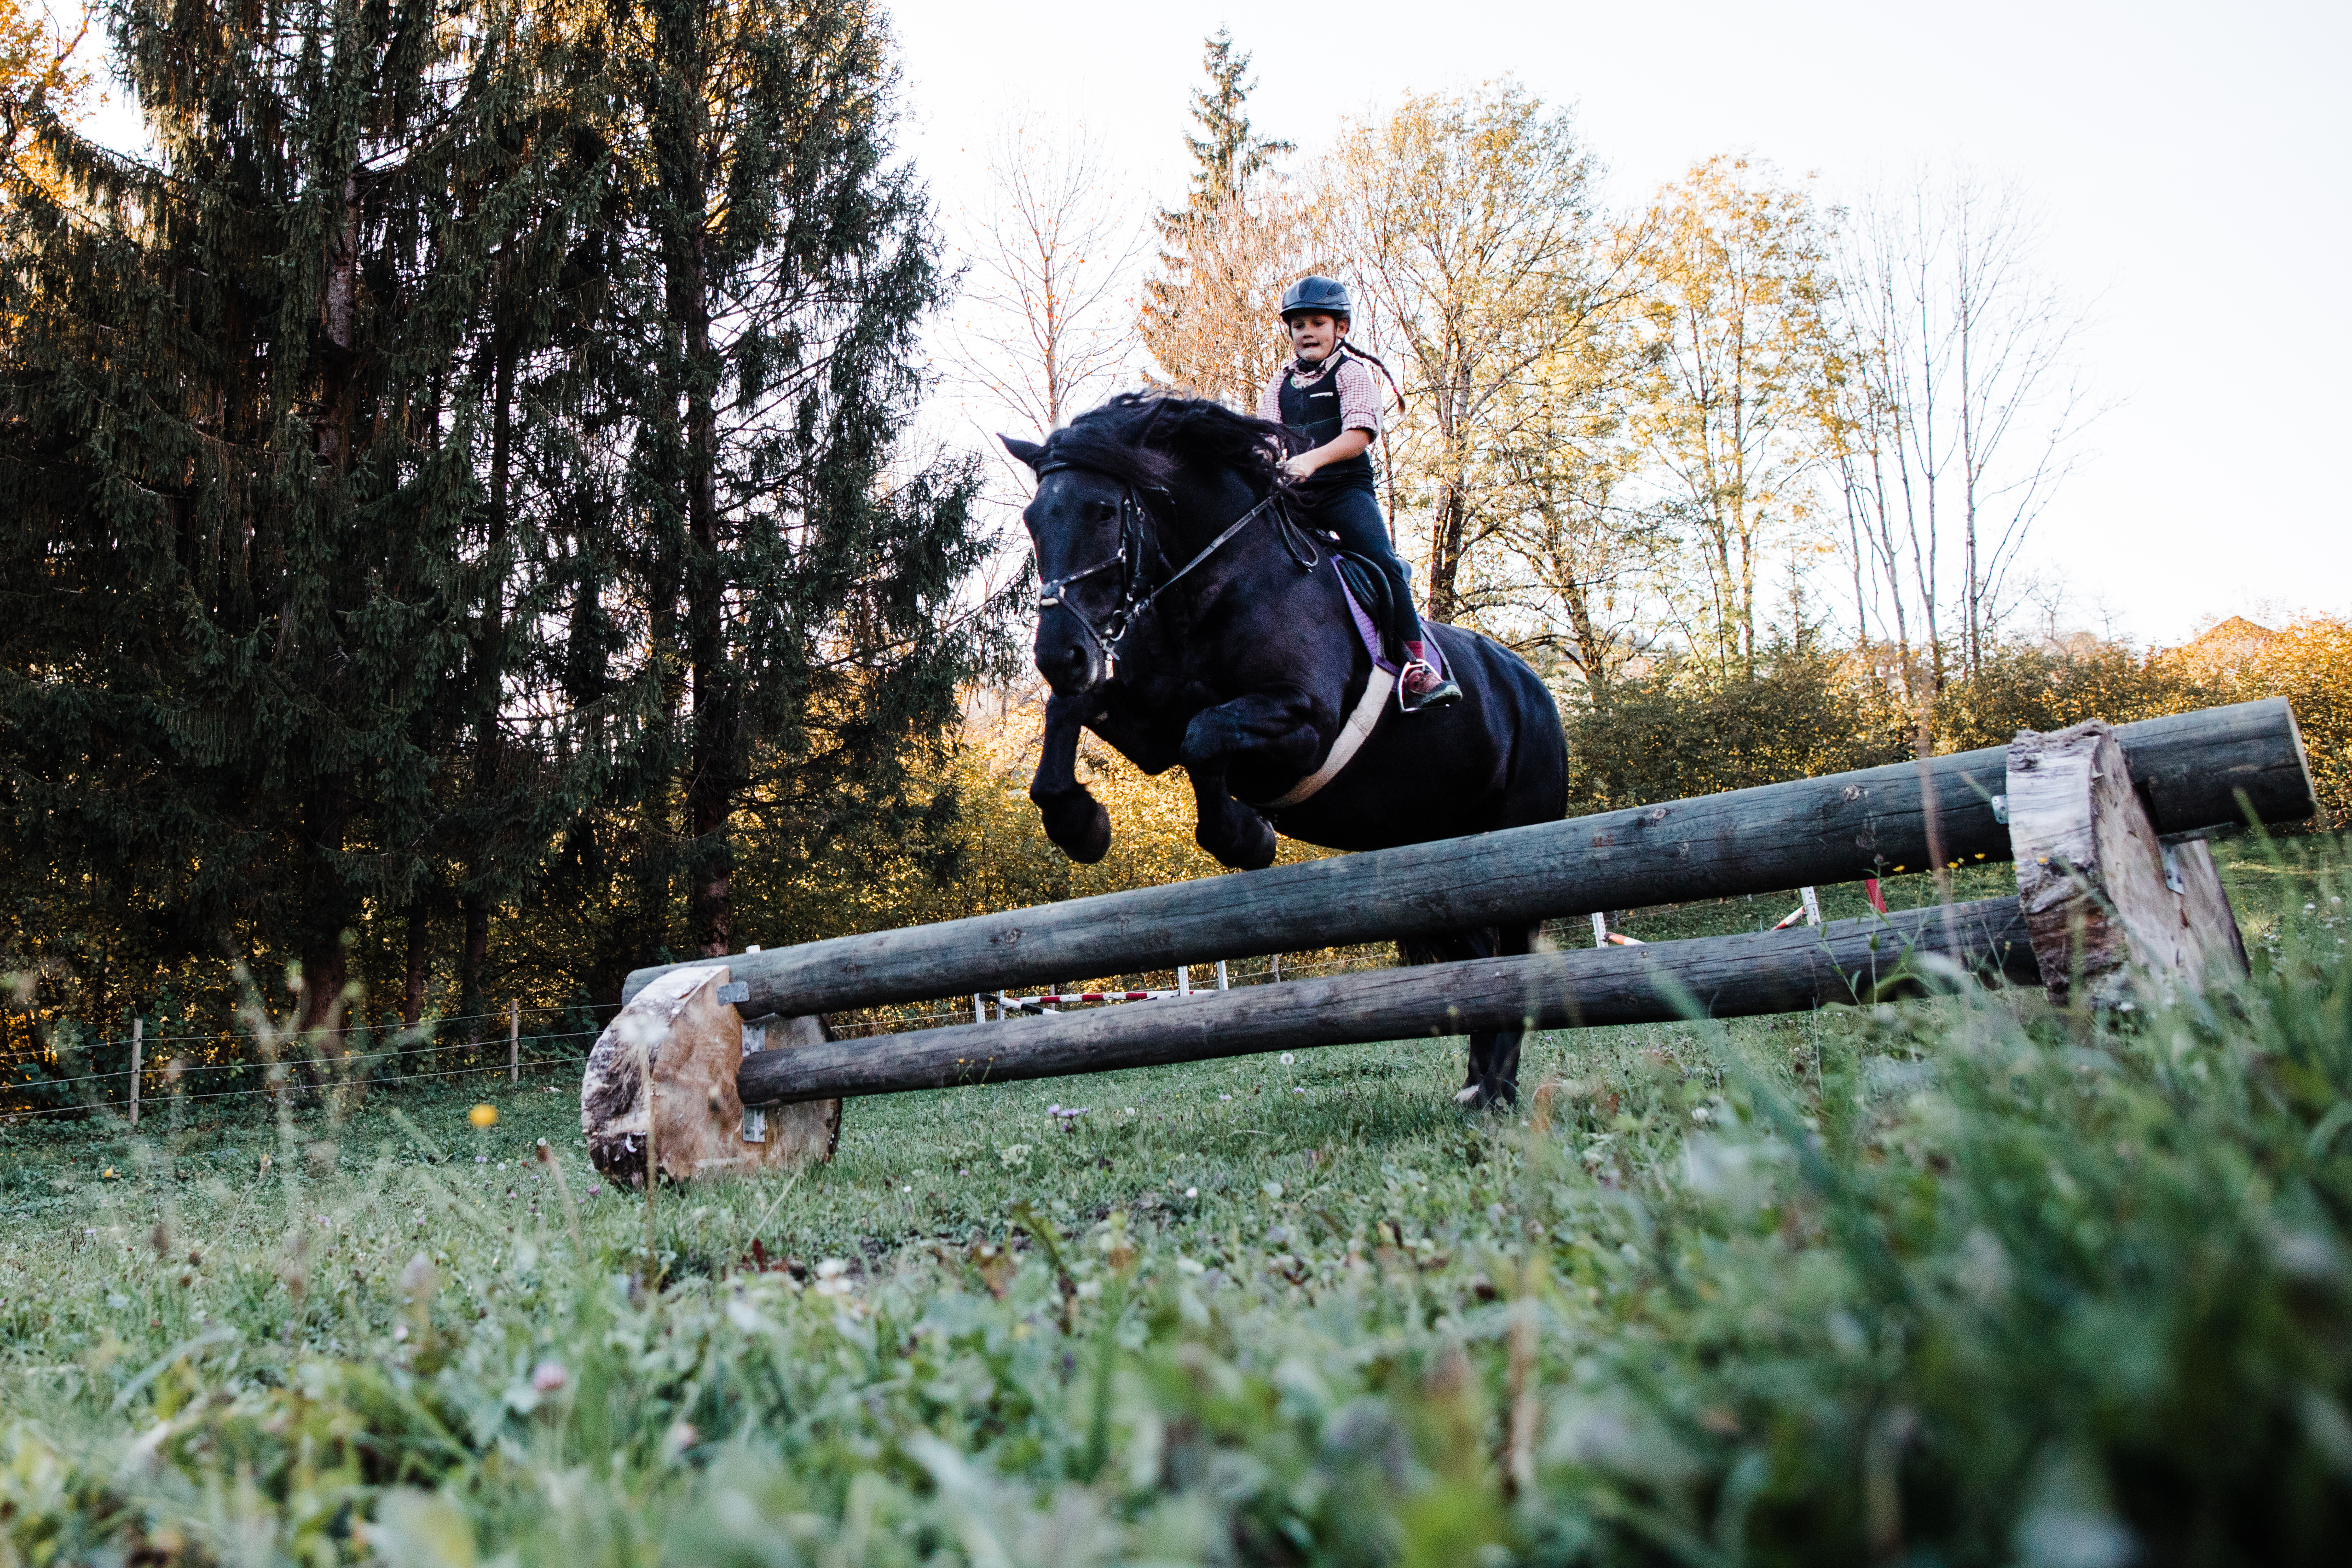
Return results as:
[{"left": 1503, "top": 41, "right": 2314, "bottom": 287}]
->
[
  {"left": 1139, "top": 28, "right": 1292, "bottom": 398},
  {"left": 1156, "top": 28, "right": 1294, "bottom": 243},
  {"left": 586, "top": 0, "right": 1009, "bottom": 963},
  {"left": 0, "top": 0, "right": 600, "bottom": 1037}
]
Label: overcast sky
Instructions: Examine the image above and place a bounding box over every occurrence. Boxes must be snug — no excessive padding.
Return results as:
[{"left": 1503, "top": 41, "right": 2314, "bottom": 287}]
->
[{"left": 887, "top": 0, "right": 2349, "bottom": 646}]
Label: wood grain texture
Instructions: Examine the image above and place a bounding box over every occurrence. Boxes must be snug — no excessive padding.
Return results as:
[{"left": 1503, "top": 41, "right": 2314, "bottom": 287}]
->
[
  {"left": 628, "top": 700, "right": 2310, "bottom": 1020},
  {"left": 2009, "top": 723, "right": 2253, "bottom": 1007},
  {"left": 737, "top": 898, "right": 2042, "bottom": 1106}
]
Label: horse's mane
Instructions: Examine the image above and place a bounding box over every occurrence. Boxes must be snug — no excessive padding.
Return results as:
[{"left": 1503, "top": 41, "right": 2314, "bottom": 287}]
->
[{"left": 1042, "top": 393, "right": 1285, "bottom": 492}]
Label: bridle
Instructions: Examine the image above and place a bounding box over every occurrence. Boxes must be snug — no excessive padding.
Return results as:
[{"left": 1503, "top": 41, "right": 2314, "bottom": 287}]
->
[{"left": 1032, "top": 458, "right": 1314, "bottom": 677}]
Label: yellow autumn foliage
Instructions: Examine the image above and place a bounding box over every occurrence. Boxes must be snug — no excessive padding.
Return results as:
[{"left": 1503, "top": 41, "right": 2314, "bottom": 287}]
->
[{"left": 2162, "top": 615, "right": 2352, "bottom": 829}]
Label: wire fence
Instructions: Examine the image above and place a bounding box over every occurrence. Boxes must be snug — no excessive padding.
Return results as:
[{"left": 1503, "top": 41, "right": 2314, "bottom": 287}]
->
[
  {"left": 4, "top": 944, "right": 1412, "bottom": 1121},
  {"left": 1, "top": 999, "right": 617, "bottom": 1122}
]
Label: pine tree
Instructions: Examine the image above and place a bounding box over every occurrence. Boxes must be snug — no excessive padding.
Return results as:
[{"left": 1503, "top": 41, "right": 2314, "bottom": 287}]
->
[
  {"left": 1156, "top": 28, "right": 1293, "bottom": 243},
  {"left": 0, "top": 0, "right": 599, "bottom": 1038},
  {"left": 587, "top": 0, "right": 1011, "bottom": 962},
  {"left": 1139, "top": 28, "right": 1294, "bottom": 401}
]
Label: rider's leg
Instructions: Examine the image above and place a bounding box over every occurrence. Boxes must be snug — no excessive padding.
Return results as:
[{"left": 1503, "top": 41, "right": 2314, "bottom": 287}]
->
[
  {"left": 1310, "top": 483, "right": 1460, "bottom": 708},
  {"left": 1309, "top": 485, "right": 1418, "bottom": 664}
]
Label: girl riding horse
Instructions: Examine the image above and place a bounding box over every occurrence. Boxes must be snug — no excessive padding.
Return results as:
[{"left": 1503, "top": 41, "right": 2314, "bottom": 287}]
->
[{"left": 1256, "top": 275, "right": 1460, "bottom": 712}]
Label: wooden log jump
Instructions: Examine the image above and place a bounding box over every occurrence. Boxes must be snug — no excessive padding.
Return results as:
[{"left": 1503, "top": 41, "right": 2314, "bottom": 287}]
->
[
  {"left": 619, "top": 699, "right": 2307, "bottom": 1017},
  {"left": 581, "top": 700, "right": 2313, "bottom": 1186},
  {"left": 737, "top": 899, "right": 2041, "bottom": 1105}
]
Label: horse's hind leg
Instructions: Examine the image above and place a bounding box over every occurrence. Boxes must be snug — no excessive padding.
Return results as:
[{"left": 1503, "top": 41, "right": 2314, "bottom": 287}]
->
[
  {"left": 1401, "top": 926, "right": 1525, "bottom": 1111},
  {"left": 1457, "top": 920, "right": 1538, "bottom": 1111}
]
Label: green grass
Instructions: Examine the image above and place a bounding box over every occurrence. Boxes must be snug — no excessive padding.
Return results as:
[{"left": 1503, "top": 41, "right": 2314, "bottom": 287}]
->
[{"left": 3, "top": 840, "right": 2350, "bottom": 1565}]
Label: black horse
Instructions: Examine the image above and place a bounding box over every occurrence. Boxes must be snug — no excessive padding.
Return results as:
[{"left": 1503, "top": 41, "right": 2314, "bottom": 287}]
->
[{"left": 1002, "top": 395, "right": 1568, "bottom": 1107}]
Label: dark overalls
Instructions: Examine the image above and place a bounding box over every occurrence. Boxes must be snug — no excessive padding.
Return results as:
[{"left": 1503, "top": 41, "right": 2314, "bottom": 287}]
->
[{"left": 1277, "top": 354, "right": 1421, "bottom": 665}]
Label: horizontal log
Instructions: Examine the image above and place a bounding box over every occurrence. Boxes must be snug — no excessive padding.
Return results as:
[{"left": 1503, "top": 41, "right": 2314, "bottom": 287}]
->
[
  {"left": 738, "top": 898, "right": 2043, "bottom": 1105},
  {"left": 630, "top": 700, "right": 2309, "bottom": 1019}
]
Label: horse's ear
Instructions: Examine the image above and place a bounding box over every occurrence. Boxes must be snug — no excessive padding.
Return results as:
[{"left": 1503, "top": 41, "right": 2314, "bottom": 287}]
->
[{"left": 999, "top": 435, "right": 1046, "bottom": 473}]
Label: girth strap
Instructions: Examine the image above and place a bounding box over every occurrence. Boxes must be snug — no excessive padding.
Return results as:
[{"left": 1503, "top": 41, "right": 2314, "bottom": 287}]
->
[{"left": 1256, "top": 664, "right": 1395, "bottom": 810}]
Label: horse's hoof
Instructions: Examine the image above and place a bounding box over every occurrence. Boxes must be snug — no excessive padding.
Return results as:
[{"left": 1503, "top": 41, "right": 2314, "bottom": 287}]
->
[
  {"left": 1201, "top": 810, "right": 1278, "bottom": 871},
  {"left": 1454, "top": 1082, "right": 1516, "bottom": 1112},
  {"left": 1042, "top": 793, "right": 1111, "bottom": 863}
]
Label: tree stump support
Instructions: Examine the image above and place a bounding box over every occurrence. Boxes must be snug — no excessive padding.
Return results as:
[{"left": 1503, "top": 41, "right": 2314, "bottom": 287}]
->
[
  {"left": 2006, "top": 719, "right": 2251, "bottom": 1008},
  {"left": 580, "top": 965, "right": 840, "bottom": 1187}
]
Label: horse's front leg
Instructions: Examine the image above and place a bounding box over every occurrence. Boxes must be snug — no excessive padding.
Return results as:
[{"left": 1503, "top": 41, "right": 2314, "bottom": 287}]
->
[
  {"left": 1030, "top": 693, "right": 1112, "bottom": 863},
  {"left": 1181, "top": 690, "right": 1321, "bottom": 870}
]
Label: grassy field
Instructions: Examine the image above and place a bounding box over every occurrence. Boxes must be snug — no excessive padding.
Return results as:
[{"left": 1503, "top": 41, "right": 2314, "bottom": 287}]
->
[{"left": 3, "top": 839, "right": 2350, "bottom": 1564}]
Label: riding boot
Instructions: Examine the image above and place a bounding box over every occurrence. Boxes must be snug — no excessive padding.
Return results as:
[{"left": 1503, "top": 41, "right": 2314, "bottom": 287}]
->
[{"left": 1398, "top": 638, "right": 1462, "bottom": 712}]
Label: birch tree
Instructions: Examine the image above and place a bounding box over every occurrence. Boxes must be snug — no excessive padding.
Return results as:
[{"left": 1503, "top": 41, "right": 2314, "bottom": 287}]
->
[
  {"left": 1324, "top": 82, "right": 1601, "bottom": 625},
  {"left": 1485, "top": 235, "right": 1664, "bottom": 702},
  {"left": 1830, "top": 172, "right": 2091, "bottom": 697},
  {"left": 1635, "top": 157, "right": 1837, "bottom": 679},
  {"left": 948, "top": 120, "right": 1144, "bottom": 435}
]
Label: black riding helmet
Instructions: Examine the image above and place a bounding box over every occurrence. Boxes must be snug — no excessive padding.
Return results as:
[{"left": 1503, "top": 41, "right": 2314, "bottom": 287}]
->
[{"left": 1279, "top": 274, "right": 1352, "bottom": 323}]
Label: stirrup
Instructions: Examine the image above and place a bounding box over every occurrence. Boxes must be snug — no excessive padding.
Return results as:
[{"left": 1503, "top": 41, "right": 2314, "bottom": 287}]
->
[{"left": 1398, "top": 660, "right": 1462, "bottom": 712}]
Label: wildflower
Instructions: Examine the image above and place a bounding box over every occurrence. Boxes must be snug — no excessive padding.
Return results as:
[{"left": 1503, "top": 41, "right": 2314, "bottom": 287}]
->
[
  {"left": 1280, "top": 1053, "right": 1294, "bottom": 1065},
  {"left": 102, "top": 1167, "right": 118, "bottom": 1179},
  {"left": 998, "top": 1144, "right": 1030, "bottom": 1169},
  {"left": 531, "top": 1360, "right": 568, "bottom": 1392},
  {"left": 813, "top": 1259, "right": 854, "bottom": 1297},
  {"left": 469, "top": 1104, "right": 498, "bottom": 1128},
  {"left": 1185, "top": 1186, "right": 1198, "bottom": 1198}
]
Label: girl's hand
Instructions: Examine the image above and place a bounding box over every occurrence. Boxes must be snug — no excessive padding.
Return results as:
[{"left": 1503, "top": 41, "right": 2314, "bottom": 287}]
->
[{"left": 1281, "top": 452, "right": 1318, "bottom": 480}]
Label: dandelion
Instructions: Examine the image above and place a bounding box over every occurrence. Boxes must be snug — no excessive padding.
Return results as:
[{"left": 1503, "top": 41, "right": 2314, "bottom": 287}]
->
[
  {"left": 469, "top": 1104, "right": 498, "bottom": 1129},
  {"left": 1280, "top": 1053, "right": 1294, "bottom": 1065},
  {"left": 102, "top": 1167, "right": 118, "bottom": 1179},
  {"left": 1185, "top": 1187, "right": 1198, "bottom": 1198}
]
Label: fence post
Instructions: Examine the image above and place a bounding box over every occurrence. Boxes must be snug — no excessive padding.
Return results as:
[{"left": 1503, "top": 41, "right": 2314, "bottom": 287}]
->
[
  {"left": 508, "top": 1001, "right": 519, "bottom": 1083},
  {"left": 1215, "top": 960, "right": 1228, "bottom": 990},
  {"left": 1590, "top": 913, "right": 1607, "bottom": 946},
  {"left": 129, "top": 1018, "right": 141, "bottom": 1129},
  {"left": 1177, "top": 965, "right": 1190, "bottom": 996}
]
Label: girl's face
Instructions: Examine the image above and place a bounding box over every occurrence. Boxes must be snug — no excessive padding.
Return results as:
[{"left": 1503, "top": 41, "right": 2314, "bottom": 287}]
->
[{"left": 1286, "top": 312, "right": 1345, "bottom": 365}]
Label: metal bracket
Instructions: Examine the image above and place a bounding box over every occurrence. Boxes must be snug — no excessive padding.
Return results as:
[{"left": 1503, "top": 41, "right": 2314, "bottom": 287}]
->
[
  {"left": 1989, "top": 793, "right": 2009, "bottom": 825},
  {"left": 741, "top": 1019, "right": 768, "bottom": 1142},
  {"left": 715, "top": 981, "right": 749, "bottom": 1005}
]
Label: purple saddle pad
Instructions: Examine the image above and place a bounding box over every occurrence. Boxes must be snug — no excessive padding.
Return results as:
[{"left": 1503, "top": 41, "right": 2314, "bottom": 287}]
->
[{"left": 1333, "top": 560, "right": 1448, "bottom": 681}]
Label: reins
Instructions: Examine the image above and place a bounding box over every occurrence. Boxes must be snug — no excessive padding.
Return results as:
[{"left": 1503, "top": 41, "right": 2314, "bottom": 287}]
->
[{"left": 1033, "top": 458, "right": 1311, "bottom": 670}]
